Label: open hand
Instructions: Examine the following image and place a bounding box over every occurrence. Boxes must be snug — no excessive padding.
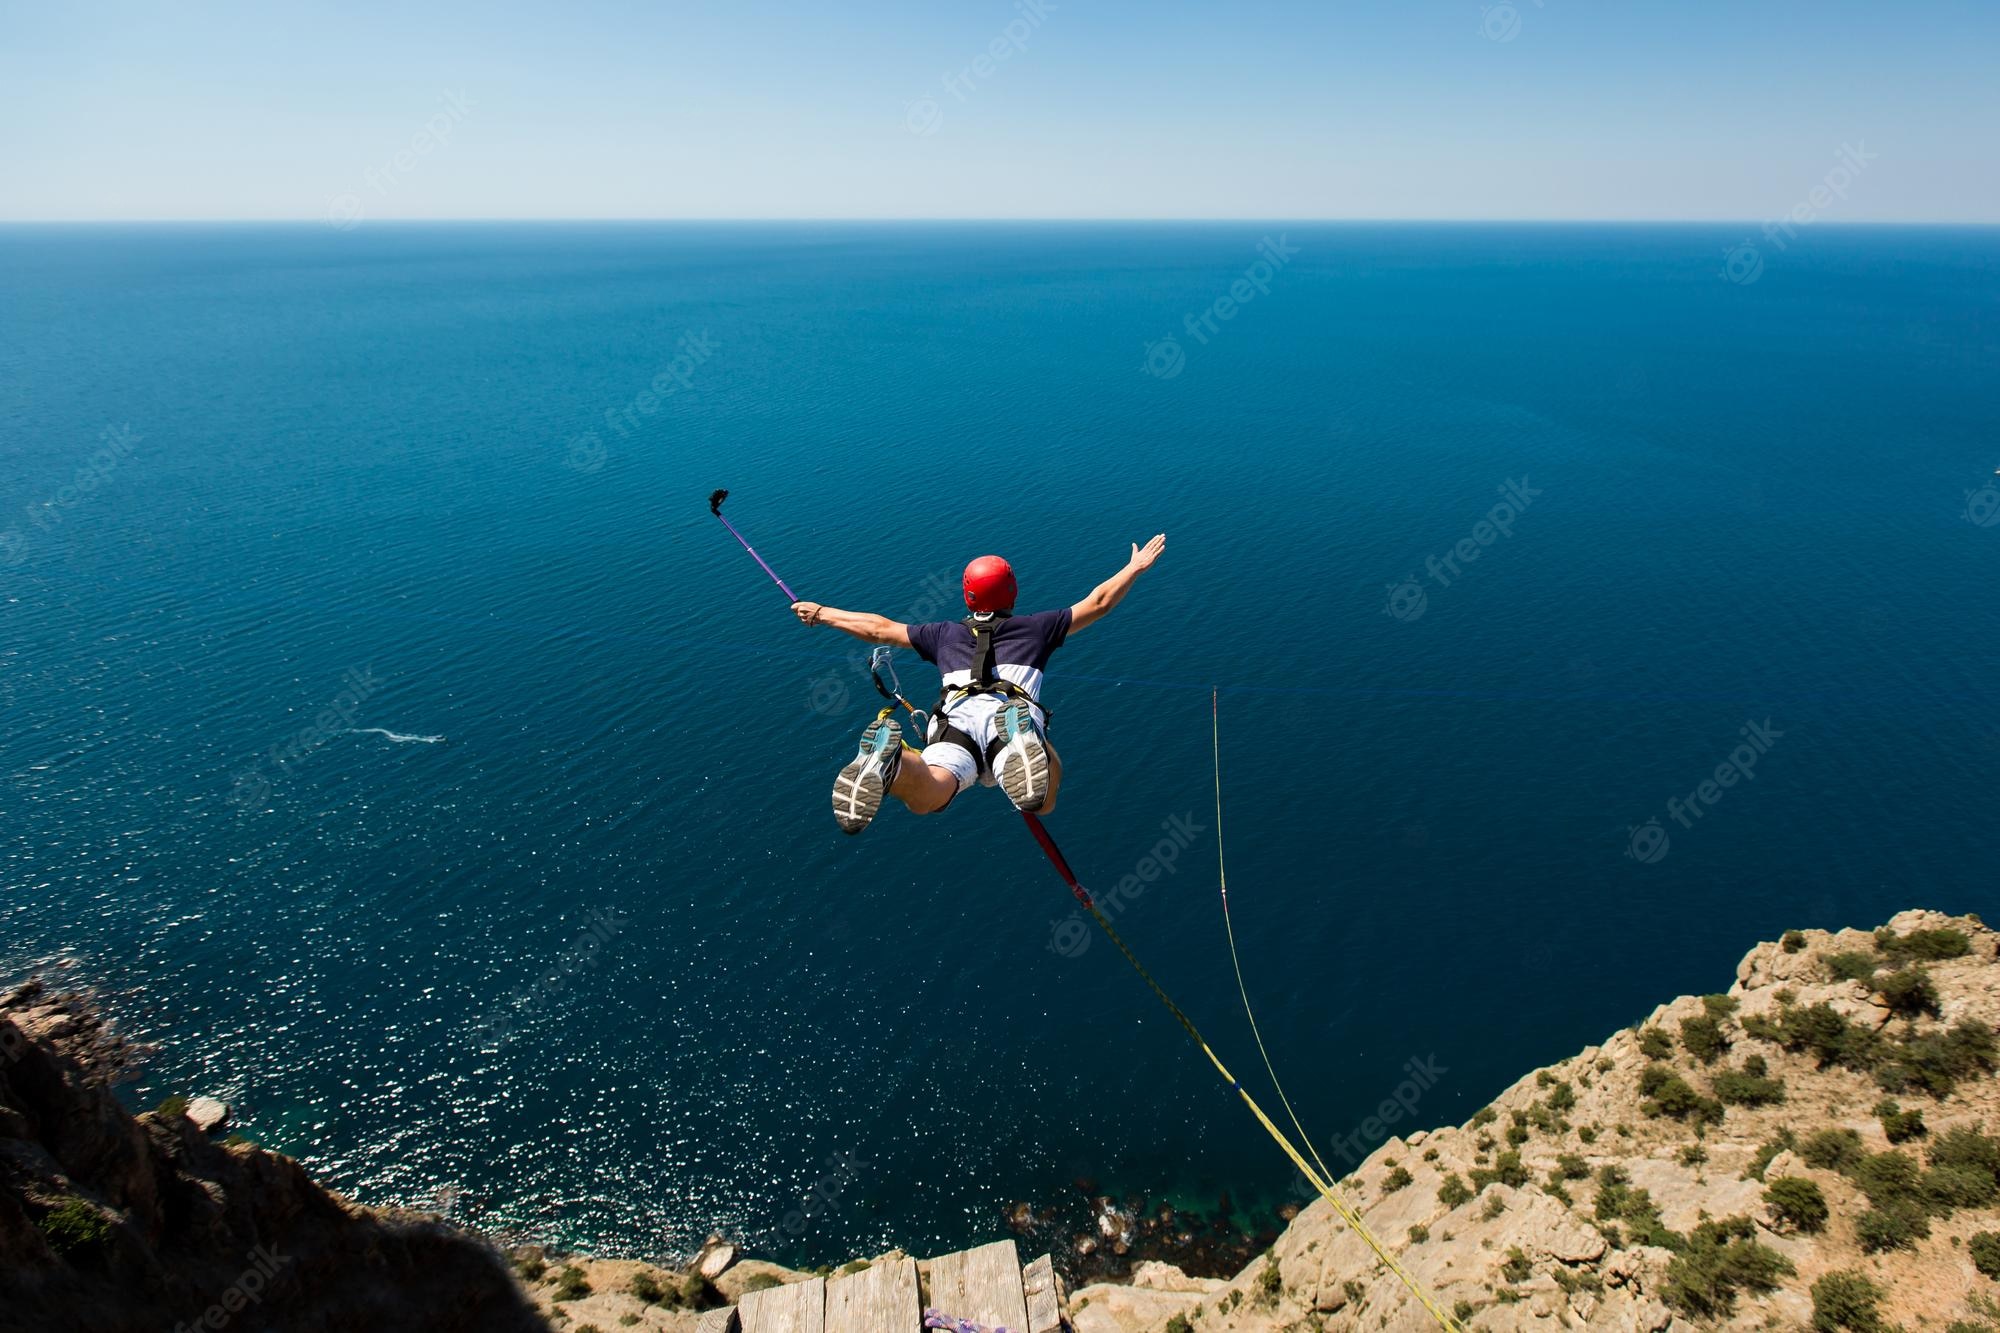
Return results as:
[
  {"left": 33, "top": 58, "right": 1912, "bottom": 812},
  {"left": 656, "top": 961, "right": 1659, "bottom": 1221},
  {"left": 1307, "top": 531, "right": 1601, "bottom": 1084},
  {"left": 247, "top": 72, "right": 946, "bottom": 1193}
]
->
[
  {"left": 791, "top": 601, "right": 823, "bottom": 626},
  {"left": 1129, "top": 533, "right": 1167, "bottom": 572}
]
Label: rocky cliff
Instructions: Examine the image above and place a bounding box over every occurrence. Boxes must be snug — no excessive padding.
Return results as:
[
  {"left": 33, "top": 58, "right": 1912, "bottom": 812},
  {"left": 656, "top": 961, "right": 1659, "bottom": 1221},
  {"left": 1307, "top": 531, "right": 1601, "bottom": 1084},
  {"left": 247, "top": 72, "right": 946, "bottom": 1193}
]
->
[
  {"left": 0, "top": 979, "right": 549, "bottom": 1333},
  {"left": 1069, "top": 910, "right": 2000, "bottom": 1333}
]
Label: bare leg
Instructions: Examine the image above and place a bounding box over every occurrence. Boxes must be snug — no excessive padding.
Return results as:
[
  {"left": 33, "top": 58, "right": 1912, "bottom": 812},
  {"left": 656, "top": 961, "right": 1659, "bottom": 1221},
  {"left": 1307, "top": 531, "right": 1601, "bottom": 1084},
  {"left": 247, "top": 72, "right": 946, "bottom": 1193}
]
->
[{"left": 891, "top": 749, "right": 960, "bottom": 815}]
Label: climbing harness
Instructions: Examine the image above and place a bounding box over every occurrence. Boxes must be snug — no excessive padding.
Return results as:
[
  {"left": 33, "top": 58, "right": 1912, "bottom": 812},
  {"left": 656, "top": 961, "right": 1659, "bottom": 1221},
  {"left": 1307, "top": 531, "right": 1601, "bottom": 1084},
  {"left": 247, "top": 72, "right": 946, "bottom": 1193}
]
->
[{"left": 1018, "top": 765, "right": 1465, "bottom": 1332}]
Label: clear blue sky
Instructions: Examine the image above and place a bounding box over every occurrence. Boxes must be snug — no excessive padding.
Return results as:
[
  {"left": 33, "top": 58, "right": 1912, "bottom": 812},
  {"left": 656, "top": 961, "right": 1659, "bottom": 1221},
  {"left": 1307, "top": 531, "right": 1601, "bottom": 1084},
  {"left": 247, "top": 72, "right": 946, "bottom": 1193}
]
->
[{"left": 3, "top": 0, "right": 1994, "bottom": 221}]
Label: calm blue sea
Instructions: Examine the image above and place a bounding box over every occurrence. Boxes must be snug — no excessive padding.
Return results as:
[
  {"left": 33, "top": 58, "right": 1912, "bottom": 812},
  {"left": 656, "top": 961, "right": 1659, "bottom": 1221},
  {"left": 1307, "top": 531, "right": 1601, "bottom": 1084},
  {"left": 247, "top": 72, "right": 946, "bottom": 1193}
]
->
[{"left": 2, "top": 222, "right": 1995, "bottom": 1266}]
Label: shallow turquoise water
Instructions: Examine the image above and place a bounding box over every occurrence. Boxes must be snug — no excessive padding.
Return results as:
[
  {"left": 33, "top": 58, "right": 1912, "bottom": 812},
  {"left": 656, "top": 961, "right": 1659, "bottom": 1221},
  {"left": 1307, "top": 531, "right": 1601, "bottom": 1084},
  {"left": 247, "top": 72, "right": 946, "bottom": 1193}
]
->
[{"left": 2, "top": 222, "right": 1995, "bottom": 1264}]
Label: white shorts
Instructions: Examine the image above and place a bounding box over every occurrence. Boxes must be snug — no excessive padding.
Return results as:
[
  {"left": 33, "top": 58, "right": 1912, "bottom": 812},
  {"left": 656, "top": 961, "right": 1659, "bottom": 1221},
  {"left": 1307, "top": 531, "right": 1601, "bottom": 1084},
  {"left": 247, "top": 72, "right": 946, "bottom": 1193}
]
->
[{"left": 921, "top": 694, "right": 1054, "bottom": 796}]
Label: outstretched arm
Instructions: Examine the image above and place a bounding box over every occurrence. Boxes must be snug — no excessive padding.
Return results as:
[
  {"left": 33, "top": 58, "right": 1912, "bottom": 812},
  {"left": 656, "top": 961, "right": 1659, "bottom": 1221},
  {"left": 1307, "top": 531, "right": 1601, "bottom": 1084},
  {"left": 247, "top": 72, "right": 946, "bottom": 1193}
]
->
[
  {"left": 1069, "top": 534, "right": 1166, "bottom": 632},
  {"left": 792, "top": 602, "right": 912, "bottom": 647}
]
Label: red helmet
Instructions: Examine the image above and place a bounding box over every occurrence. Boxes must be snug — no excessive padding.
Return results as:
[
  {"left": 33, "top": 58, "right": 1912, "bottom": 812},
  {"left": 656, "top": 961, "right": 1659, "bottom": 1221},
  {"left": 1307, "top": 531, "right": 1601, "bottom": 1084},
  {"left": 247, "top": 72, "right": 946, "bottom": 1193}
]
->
[{"left": 962, "top": 555, "right": 1017, "bottom": 613}]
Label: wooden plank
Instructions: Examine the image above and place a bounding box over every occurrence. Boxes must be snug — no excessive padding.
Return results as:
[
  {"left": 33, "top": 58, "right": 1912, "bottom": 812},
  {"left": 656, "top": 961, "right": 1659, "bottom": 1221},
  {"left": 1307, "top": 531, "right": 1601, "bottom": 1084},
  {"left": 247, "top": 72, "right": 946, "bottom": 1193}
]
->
[
  {"left": 697, "top": 1308, "right": 742, "bottom": 1333},
  {"left": 739, "top": 1277, "right": 825, "bottom": 1333},
  {"left": 925, "top": 1241, "right": 1029, "bottom": 1333},
  {"left": 826, "top": 1257, "right": 921, "bottom": 1333},
  {"left": 1020, "top": 1254, "right": 1060, "bottom": 1333}
]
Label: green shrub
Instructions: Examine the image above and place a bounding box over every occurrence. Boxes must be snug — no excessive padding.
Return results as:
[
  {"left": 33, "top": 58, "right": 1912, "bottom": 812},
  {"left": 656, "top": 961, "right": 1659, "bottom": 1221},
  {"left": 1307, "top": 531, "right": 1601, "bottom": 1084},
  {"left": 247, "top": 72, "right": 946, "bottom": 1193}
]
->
[
  {"left": 1875, "top": 1020, "right": 1998, "bottom": 1097},
  {"left": 1500, "top": 1246, "right": 1532, "bottom": 1283},
  {"left": 1470, "top": 1150, "right": 1529, "bottom": 1192},
  {"left": 1714, "top": 1064, "right": 1787, "bottom": 1107},
  {"left": 1825, "top": 951, "right": 1879, "bottom": 984},
  {"left": 1661, "top": 1216, "right": 1793, "bottom": 1319},
  {"left": 1877, "top": 966, "right": 1942, "bottom": 1017},
  {"left": 1407, "top": 1223, "right": 1429, "bottom": 1243},
  {"left": 152, "top": 1094, "right": 189, "bottom": 1120},
  {"left": 1545, "top": 1080, "right": 1577, "bottom": 1112},
  {"left": 515, "top": 1254, "right": 547, "bottom": 1282},
  {"left": 1850, "top": 1149, "right": 1925, "bottom": 1208},
  {"left": 742, "top": 1273, "right": 785, "bottom": 1294},
  {"left": 1164, "top": 1316, "right": 1192, "bottom": 1333},
  {"left": 1679, "top": 1143, "right": 1708, "bottom": 1167},
  {"left": 1775, "top": 1004, "right": 1888, "bottom": 1072},
  {"left": 1763, "top": 1177, "right": 1828, "bottom": 1233},
  {"left": 1970, "top": 1231, "right": 2000, "bottom": 1280},
  {"left": 1638, "top": 1064, "right": 1724, "bottom": 1124},
  {"left": 1781, "top": 930, "right": 1807, "bottom": 953},
  {"left": 1800, "top": 1128, "right": 1866, "bottom": 1172},
  {"left": 1452, "top": 1299, "right": 1475, "bottom": 1321},
  {"left": 1745, "top": 1128, "right": 1796, "bottom": 1181},
  {"left": 1471, "top": 1105, "right": 1497, "bottom": 1127},
  {"left": 1381, "top": 1166, "right": 1413, "bottom": 1194},
  {"left": 630, "top": 1271, "right": 665, "bottom": 1303},
  {"left": 552, "top": 1265, "right": 591, "bottom": 1301},
  {"left": 1639, "top": 1028, "right": 1675, "bottom": 1060},
  {"left": 1437, "top": 1173, "right": 1472, "bottom": 1207},
  {"left": 1876, "top": 927, "right": 1971, "bottom": 962},
  {"left": 1812, "top": 1271, "right": 1888, "bottom": 1333},
  {"left": 1254, "top": 1254, "right": 1281, "bottom": 1307},
  {"left": 1704, "top": 993, "right": 1741, "bottom": 1018},
  {"left": 1681, "top": 1015, "right": 1729, "bottom": 1064},
  {"left": 1855, "top": 1199, "right": 1930, "bottom": 1252},
  {"left": 1555, "top": 1153, "right": 1589, "bottom": 1180},
  {"left": 1578, "top": 1124, "right": 1598, "bottom": 1144},
  {"left": 37, "top": 1198, "right": 112, "bottom": 1259},
  {"left": 1506, "top": 1123, "right": 1530, "bottom": 1147},
  {"left": 1593, "top": 1166, "right": 1677, "bottom": 1247},
  {"left": 1875, "top": 1099, "right": 1926, "bottom": 1143},
  {"left": 1928, "top": 1127, "right": 2000, "bottom": 1206},
  {"left": 1482, "top": 1193, "right": 1507, "bottom": 1220}
]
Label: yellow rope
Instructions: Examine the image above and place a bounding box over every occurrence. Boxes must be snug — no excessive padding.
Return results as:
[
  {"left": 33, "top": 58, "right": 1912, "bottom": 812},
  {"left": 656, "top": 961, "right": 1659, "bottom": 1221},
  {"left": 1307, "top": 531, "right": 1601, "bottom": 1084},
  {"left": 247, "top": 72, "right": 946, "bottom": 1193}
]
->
[
  {"left": 1043, "top": 696, "right": 1461, "bottom": 1332},
  {"left": 1211, "top": 689, "right": 1343, "bottom": 1198}
]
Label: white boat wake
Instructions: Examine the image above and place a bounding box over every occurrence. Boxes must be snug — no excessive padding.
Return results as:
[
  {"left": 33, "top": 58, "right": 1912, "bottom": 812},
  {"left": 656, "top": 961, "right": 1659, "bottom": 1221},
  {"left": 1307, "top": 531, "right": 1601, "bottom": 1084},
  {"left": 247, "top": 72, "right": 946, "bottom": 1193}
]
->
[{"left": 345, "top": 728, "right": 446, "bottom": 745}]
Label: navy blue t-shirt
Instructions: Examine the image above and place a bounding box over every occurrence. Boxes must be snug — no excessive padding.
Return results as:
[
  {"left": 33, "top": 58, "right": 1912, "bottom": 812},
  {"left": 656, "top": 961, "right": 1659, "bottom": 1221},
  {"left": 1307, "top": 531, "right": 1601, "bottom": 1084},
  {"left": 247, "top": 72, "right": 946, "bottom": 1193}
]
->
[{"left": 907, "top": 609, "right": 1071, "bottom": 694}]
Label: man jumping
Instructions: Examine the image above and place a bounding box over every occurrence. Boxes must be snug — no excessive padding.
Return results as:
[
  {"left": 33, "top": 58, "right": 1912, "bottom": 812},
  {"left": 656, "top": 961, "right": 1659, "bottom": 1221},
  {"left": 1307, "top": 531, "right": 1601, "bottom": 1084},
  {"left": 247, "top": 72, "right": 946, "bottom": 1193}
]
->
[{"left": 791, "top": 534, "right": 1167, "bottom": 834}]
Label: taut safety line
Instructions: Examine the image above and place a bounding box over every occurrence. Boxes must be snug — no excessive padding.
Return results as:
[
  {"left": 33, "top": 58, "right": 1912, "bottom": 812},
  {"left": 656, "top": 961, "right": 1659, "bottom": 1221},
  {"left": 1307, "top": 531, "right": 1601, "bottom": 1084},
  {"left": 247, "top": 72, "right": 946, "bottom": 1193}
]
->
[{"left": 1018, "top": 807, "right": 1463, "bottom": 1333}]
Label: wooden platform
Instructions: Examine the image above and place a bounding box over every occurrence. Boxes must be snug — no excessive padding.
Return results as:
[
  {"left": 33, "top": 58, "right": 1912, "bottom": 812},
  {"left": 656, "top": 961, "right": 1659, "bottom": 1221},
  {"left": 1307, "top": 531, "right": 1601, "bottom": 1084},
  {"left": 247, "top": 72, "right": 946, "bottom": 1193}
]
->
[{"left": 707, "top": 1240, "right": 1061, "bottom": 1333}]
